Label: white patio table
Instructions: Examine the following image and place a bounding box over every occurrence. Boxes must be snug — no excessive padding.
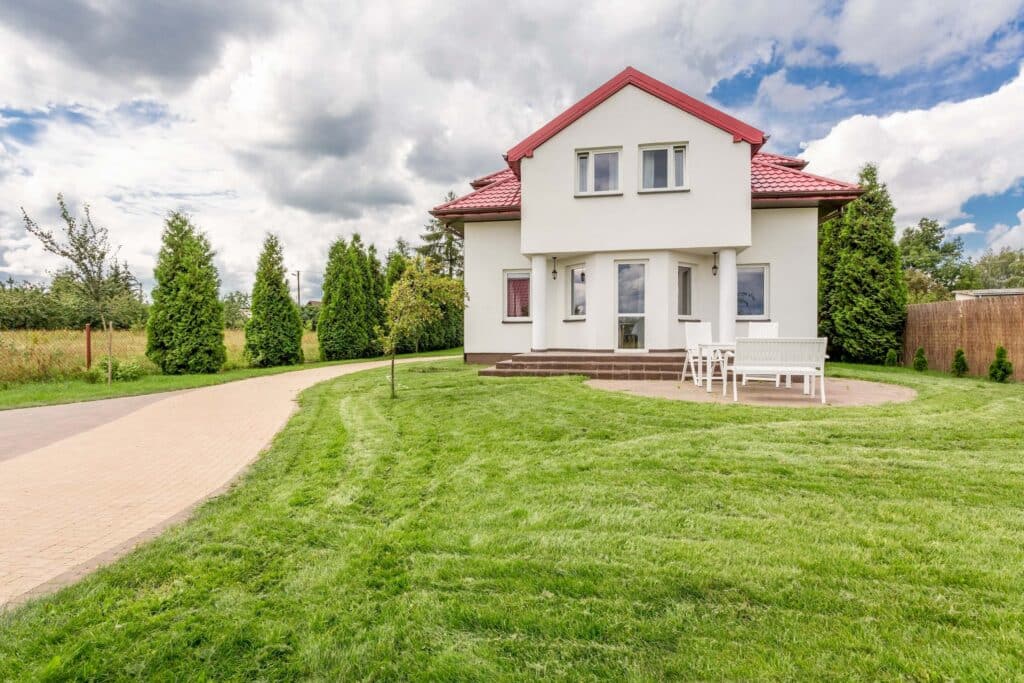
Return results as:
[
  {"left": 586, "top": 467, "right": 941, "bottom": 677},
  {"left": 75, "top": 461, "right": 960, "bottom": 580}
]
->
[{"left": 699, "top": 342, "right": 735, "bottom": 393}]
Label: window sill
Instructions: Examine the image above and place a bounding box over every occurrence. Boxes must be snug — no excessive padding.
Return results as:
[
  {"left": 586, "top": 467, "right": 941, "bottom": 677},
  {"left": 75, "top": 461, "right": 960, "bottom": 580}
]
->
[
  {"left": 574, "top": 192, "right": 623, "bottom": 198},
  {"left": 677, "top": 317, "right": 701, "bottom": 322},
  {"left": 638, "top": 187, "right": 690, "bottom": 194},
  {"left": 503, "top": 319, "right": 532, "bottom": 324},
  {"left": 737, "top": 317, "right": 770, "bottom": 322},
  {"left": 562, "top": 317, "right": 586, "bottom": 323}
]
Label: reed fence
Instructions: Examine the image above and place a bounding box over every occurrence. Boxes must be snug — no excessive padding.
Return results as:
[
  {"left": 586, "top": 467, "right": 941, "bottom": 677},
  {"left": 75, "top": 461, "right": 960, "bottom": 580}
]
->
[{"left": 903, "top": 296, "right": 1023, "bottom": 378}]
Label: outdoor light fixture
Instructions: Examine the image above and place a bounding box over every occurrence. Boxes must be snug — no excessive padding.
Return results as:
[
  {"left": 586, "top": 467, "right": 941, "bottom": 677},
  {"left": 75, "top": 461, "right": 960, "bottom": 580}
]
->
[
  {"left": 551, "top": 256, "right": 558, "bottom": 280},
  {"left": 712, "top": 251, "right": 719, "bottom": 276}
]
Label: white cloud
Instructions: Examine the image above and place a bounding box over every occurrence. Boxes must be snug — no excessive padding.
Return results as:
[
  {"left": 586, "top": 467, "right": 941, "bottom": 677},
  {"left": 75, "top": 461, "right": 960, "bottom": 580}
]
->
[
  {"left": 755, "top": 69, "right": 844, "bottom": 112},
  {"left": 833, "top": 0, "right": 1024, "bottom": 75},
  {"left": 986, "top": 209, "right": 1024, "bottom": 250},
  {"left": 947, "top": 223, "right": 978, "bottom": 235},
  {"left": 802, "top": 65, "right": 1024, "bottom": 224}
]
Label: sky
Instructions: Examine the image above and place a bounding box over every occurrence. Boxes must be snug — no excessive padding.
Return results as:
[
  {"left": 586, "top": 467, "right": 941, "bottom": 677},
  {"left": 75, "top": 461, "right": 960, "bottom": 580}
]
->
[{"left": 1, "top": 1, "right": 1023, "bottom": 301}]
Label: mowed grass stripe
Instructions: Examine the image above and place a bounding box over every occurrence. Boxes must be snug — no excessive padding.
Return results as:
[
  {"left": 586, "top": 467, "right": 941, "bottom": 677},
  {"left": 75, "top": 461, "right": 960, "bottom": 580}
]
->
[{"left": 2, "top": 360, "right": 1023, "bottom": 680}]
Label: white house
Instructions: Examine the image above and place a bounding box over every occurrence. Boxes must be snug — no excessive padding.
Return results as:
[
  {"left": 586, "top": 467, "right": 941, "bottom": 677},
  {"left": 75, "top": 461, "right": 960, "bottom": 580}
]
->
[{"left": 431, "top": 67, "right": 861, "bottom": 365}]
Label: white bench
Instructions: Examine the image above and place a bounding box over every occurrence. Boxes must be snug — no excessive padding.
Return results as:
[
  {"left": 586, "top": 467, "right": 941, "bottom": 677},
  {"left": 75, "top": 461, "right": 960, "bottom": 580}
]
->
[{"left": 727, "top": 338, "right": 828, "bottom": 404}]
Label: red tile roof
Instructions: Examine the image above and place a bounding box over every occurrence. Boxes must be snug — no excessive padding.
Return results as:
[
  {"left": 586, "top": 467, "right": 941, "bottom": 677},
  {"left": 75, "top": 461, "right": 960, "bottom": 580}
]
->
[
  {"left": 750, "top": 154, "right": 861, "bottom": 197},
  {"left": 469, "top": 168, "right": 516, "bottom": 189},
  {"left": 752, "top": 151, "right": 808, "bottom": 169},
  {"left": 431, "top": 173, "right": 521, "bottom": 219},
  {"left": 506, "top": 67, "right": 765, "bottom": 174}
]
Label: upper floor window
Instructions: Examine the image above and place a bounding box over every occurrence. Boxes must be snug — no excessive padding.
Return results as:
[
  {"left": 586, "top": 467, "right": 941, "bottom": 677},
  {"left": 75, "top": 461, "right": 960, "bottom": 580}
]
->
[
  {"left": 640, "top": 144, "right": 686, "bottom": 191},
  {"left": 576, "top": 149, "right": 620, "bottom": 195}
]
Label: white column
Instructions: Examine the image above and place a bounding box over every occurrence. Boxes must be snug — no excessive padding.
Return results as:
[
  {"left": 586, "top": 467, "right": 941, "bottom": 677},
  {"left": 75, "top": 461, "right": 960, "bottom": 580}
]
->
[
  {"left": 717, "top": 248, "right": 737, "bottom": 342},
  {"left": 531, "top": 255, "right": 548, "bottom": 351}
]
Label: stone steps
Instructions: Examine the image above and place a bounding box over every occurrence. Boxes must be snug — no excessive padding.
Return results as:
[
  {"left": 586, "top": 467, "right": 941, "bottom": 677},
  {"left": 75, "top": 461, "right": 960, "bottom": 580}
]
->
[{"left": 478, "top": 352, "right": 687, "bottom": 380}]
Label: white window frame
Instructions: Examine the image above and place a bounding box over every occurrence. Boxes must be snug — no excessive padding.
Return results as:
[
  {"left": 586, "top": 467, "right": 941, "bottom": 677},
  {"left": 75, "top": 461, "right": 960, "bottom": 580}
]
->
[
  {"left": 736, "top": 264, "right": 770, "bottom": 321},
  {"left": 503, "top": 269, "right": 531, "bottom": 322},
  {"left": 677, "top": 262, "right": 696, "bottom": 319},
  {"left": 565, "top": 263, "right": 586, "bottom": 320},
  {"left": 638, "top": 143, "right": 688, "bottom": 193},
  {"left": 614, "top": 259, "right": 647, "bottom": 352},
  {"left": 574, "top": 147, "right": 622, "bottom": 196}
]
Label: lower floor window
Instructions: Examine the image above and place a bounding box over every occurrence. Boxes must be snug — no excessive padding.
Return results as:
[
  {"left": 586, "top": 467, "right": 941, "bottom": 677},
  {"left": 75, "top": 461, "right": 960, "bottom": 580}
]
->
[
  {"left": 505, "top": 271, "right": 530, "bottom": 319},
  {"left": 737, "top": 265, "right": 768, "bottom": 317},
  {"left": 677, "top": 265, "right": 692, "bottom": 316}
]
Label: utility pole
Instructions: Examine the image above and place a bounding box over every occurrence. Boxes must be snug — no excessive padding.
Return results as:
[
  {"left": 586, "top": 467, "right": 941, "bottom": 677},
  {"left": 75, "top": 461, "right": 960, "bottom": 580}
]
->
[{"left": 293, "top": 270, "right": 301, "bottom": 307}]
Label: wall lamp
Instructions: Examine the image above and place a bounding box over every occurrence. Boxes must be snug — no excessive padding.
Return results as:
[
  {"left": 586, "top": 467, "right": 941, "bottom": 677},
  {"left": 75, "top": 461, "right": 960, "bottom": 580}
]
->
[
  {"left": 712, "top": 251, "right": 719, "bottom": 277},
  {"left": 551, "top": 256, "right": 558, "bottom": 280}
]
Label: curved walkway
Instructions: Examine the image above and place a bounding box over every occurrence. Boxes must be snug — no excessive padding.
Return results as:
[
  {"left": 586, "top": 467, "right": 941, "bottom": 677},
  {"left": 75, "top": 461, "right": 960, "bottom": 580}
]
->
[{"left": 0, "top": 357, "right": 444, "bottom": 608}]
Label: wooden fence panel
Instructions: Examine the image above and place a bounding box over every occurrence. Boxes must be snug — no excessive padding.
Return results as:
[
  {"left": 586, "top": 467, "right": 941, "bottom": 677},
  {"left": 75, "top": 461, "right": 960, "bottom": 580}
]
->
[{"left": 903, "top": 297, "right": 1024, "bottom": 378}]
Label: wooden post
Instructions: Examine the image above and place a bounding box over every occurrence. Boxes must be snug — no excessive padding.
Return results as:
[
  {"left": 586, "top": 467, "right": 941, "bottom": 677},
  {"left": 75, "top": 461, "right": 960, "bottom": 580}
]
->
[
  {"left": 106, "top": 321, "right": 113, "bottom": 385},
  {"left": 85, "top": 323, "right": 92, "bottom": 369}
]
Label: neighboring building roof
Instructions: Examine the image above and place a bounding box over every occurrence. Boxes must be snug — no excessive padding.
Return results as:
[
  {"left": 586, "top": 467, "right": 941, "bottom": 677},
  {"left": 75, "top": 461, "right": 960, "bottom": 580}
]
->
[
  {"left": 953, "top": 288, "right": 1024, "bottom": 299},
  {"left": 432, "top": 151, "right": 861, "bottom": 222},
  {"left": 505, "top": 66, "right": 766, "bottom": 174}
]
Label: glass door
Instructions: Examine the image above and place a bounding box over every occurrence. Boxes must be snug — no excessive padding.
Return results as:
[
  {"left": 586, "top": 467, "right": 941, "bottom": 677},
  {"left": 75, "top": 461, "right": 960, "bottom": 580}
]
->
[{"left": 616, "top": 262, "right": 645, "bottom": 350}]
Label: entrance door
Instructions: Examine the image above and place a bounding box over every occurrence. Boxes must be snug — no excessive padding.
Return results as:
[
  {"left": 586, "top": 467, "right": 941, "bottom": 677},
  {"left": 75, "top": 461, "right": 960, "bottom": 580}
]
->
[{"left": 616, "top": 262, "right": 645, "bottom": 350}]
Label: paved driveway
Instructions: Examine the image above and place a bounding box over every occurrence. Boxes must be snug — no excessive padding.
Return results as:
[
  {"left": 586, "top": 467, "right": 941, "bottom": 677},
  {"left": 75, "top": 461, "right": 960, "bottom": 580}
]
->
[{"left": 0, "top": 357, "right": 444, "bottom": 607}]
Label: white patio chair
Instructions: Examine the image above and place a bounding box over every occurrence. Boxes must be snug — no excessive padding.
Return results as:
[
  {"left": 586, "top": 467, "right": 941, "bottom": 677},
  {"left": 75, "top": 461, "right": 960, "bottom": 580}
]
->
[
  {"left": 742, "top": 322, "right": 782, "bottom": 387},
  {"left": 682, "top": 322, "right": 712, "bottom": 385}
]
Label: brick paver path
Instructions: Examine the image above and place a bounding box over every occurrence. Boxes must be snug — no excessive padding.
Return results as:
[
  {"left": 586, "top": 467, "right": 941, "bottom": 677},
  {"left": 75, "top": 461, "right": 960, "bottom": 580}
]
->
[{"left": 0, "top": 358, "right": 443, "bottom": 607}]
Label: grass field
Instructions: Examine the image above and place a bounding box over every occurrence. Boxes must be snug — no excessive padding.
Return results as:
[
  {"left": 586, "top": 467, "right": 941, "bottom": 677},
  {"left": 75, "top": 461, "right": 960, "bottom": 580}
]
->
[
  {"left": 0, "top": 328, "right": 321, "bottom": 384},
  {"left": 2, "top": 362, "right": 1023, "bottom": 679}
]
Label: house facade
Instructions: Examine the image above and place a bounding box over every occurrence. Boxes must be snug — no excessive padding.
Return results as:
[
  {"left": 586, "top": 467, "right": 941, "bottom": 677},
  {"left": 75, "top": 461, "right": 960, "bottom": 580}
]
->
[{"left": 431, "top": 68, "right": 862, "bottom": 364}]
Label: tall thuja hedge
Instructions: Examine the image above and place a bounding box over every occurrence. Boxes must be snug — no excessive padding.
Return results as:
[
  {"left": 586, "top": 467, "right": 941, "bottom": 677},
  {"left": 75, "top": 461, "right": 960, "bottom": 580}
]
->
[
  {"left": 819, "top": 164, "right": 907, "bottom": 362},
  {"left": 318, "top": 236, "right": 371, "bottom": 360},
  {"left": 245, "top": 234, "right": 303, "bottom": 367},
  {"left": 146, "top": 212, "right": 226, "bottom": 374}
]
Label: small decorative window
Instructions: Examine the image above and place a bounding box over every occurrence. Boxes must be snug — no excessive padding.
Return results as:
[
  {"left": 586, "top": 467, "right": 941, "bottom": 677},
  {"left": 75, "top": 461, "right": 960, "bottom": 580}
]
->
[
  {"left": 575, "top": 149, "right": 620, "bottom": 195},
  {"left": 737, "top": 265, "right": 768, "bottom": 319},
  {"left": 568, "top": 265, "right": 586, "bottom": 317},
  {"left": 640, "top": 144, "right": 686, "bottom": 191},
  {"left": 504, "top": 271, "right": 531, "bottom": 320},
  {"left": 677, "top": 265, "right": 693, "bottom": 317}
]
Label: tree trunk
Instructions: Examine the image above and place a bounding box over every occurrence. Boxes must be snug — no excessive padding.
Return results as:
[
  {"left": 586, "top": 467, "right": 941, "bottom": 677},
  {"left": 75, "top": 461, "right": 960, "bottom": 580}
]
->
[{"left": 390, "top": 350, "right": 396, "bottom": 399}]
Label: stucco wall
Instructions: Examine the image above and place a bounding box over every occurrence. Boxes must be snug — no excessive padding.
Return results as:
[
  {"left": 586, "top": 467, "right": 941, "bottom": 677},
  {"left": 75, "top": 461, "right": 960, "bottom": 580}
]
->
[
  {"left": 463, "top": 220, "right": 531, "bottom": 354},
  {"left": 740, "top": 207, "right": 819, "bottom": 337},
  {"left": 519, "top": 84, "right": 752, "bottom": 255}
]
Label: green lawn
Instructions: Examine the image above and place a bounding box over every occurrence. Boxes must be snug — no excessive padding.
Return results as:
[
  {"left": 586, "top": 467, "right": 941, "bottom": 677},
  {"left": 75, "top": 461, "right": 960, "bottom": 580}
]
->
[
  {"left": 0, "top": 348, "right": 462, "bottom": 411},
  {"left": 2, "top": 362, "right": 1023, "bottom": 679}
]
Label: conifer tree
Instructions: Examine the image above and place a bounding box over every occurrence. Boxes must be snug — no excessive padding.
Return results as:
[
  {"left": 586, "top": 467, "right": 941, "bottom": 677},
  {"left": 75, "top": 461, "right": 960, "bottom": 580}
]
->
[
  {"left": 417, "top": 192, "right": 463, "bottom": 277},
  {"left": 317, "top": 238, "right": 348, "bottom": 360},
  {"left": 146, "top": 212, "right": 226, "bottom": 374},
  {"left": 822, "top": 164, "right": 907, "bottom": 362},
  {"left": 245, "top": 234, "right": 303, "bottom": 367}
]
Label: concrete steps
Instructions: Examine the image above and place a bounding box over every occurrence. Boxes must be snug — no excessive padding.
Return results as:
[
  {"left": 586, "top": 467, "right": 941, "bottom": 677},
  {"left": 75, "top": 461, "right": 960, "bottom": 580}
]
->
[{"left": 479, "top": 352, "right": 686, "bottom": 380}]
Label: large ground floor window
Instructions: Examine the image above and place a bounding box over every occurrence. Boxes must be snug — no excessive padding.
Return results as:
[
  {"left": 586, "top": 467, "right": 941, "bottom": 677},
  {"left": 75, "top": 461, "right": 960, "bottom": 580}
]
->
[
  {"left": 737, "top": 265, "right": 768, "bottom": 318},
  {"left": 616, "top": 262, "right": 645, "bottom": 349}
]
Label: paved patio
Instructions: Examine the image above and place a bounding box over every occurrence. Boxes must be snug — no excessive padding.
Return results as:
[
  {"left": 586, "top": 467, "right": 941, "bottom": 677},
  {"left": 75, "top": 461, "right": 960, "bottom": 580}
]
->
[
  {"left": 586, "top": 376, "right": 916, "bottom": 407},
  {"left": 0, "top": 357, "right": 444, "bottom": 608}
]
